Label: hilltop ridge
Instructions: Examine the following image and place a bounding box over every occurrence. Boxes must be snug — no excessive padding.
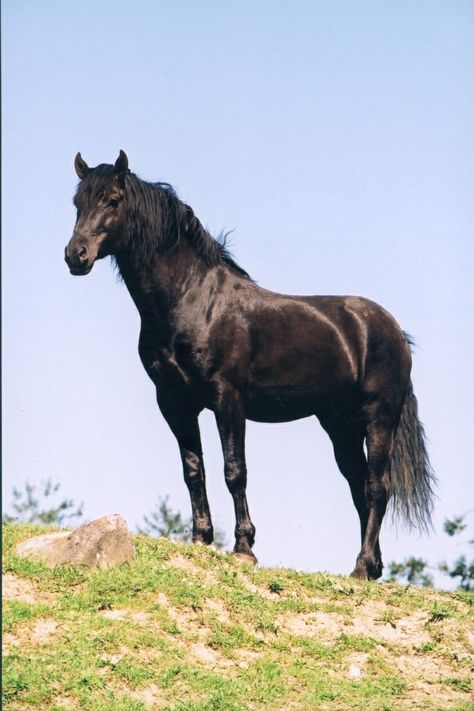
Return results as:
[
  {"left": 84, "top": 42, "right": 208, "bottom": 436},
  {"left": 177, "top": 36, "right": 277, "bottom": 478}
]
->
[{"left": 2, "top": 524, "right": 473, "bottom": 710}]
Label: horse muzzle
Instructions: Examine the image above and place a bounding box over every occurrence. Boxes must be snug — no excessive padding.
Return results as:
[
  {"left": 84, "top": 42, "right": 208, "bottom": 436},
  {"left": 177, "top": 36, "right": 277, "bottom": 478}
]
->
[
  {"left": 64, "top": 227, "right": 108, "bottom": 276},
  {"left": 64, "top": 242, "right": 95, "bottom": 275}
]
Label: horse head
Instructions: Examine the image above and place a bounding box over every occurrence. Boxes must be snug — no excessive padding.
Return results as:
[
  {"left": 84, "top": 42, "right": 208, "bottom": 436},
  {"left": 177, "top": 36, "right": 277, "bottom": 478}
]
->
[{"left": 65, "top": 150, "right": 129, "bottom": 275}]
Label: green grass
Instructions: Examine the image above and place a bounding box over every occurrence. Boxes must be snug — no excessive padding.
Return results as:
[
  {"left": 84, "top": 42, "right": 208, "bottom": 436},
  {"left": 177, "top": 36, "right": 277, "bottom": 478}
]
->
[{"left": 3, "top": 523, "right": 473, "bottom": 710}]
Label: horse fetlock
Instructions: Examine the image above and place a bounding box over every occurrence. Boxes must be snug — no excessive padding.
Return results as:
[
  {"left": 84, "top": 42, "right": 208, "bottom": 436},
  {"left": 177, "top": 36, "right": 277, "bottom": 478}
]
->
[
  {"left": 193, "top": 520, "right": 213, "bottom": 545},
  {"left": 192, "top": 532, "right": 213, "bottom": 546},
  {"left": 235, "top": 522, "right": 255, "bottom": 546},
  {"left": 351, "top": 552, "right": 383, "bottom": 580}
]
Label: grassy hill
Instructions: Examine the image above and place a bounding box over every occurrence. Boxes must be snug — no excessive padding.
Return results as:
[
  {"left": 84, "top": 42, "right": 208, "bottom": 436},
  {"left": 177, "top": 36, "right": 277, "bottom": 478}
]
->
[{"left": 2, "top": 523, "right": 473, "bottom": 711}]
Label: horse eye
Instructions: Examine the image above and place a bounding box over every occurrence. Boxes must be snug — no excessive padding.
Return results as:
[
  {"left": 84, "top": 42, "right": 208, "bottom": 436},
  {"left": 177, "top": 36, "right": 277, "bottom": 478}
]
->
[{"left": 108, "top": 198, "right": 119, "bottom": 209}]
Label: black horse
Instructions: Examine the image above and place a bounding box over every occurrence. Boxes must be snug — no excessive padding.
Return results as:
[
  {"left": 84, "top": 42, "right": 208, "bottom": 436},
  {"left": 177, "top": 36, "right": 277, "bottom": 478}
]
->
[{"left": 65, "top": 151, "right": 435, "bottom": 579}]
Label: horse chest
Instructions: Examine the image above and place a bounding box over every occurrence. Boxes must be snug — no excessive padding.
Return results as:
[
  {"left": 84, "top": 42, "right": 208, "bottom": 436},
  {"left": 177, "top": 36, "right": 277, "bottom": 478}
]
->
[{"left": 139, "top": 335, "right": 203, "bottom": 389}]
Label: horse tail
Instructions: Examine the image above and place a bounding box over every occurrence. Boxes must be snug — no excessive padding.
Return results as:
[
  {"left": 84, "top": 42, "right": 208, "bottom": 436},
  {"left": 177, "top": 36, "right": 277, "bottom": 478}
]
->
[{"left": 390, "top": 379, "right": 436, "bottom": 531}]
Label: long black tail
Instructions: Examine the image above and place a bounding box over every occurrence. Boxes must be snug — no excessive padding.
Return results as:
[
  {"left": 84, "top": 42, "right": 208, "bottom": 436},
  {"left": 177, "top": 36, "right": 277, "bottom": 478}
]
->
[{"left": 390, "top": 380, "right": 436, "bottom": 531}]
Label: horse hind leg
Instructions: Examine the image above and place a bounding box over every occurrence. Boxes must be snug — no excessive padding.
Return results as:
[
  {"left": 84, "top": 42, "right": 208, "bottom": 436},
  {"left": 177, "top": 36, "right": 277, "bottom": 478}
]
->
[
  {"left": 351, "top": 421, "right": 395, "bottom": 580},
  {"left": 322, "top": 422, "right": 374, "bottom": 575}
]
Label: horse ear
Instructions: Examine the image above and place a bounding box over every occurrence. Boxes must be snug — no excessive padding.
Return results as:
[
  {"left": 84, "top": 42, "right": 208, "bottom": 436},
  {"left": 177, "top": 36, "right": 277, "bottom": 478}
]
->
[
  {"left": 114, "top": 150, "right": 129, "bottom": 181},
  {"left": 74, "top": 152, "right": 90, "bottom": 179}
]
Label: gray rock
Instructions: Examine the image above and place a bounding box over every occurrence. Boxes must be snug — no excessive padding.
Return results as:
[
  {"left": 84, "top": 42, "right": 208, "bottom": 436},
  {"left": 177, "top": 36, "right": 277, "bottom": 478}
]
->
[{"left": 15, "top": 514, "right": 136, "bottom": 569}]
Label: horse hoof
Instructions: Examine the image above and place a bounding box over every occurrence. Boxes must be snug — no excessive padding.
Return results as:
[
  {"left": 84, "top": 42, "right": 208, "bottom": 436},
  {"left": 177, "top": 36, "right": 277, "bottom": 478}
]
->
[
  {"left": 233, "top": 551, "right": 258, "bottom": 566},
  {"left": 350, "top": 564, "right": 382, "bottom": 581}
]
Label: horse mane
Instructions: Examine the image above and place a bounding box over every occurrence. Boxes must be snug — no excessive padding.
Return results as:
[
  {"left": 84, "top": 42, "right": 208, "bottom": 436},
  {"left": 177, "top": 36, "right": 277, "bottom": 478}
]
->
[
  {"left": 74, "top": 165, "right": 249, "bottom": 279},
  {"left": 125, "top": 173, "right": 250, "bottom": 278},
  {"left": 75, "top": 164, "right": 250, "bottom": 279},
  {"left": 403, "top": 332, "right": 416, "bottom": 352}
]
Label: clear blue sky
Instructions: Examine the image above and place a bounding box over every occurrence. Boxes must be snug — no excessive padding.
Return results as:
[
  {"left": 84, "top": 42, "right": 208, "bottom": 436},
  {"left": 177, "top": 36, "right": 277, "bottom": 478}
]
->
[{"left": 3, "top": 1, "right": 473, "bottom": 583}]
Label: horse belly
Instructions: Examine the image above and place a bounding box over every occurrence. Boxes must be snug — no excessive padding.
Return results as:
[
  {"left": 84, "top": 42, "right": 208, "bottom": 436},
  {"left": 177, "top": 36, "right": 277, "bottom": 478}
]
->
[
  {"left": 243, "top": 383, "right": 350, "bottom": 423},
  {"left": 242, "top": 335, "right": 361, "bottom": 422},
  {"left": 245, "top": 397, "right": 315, "bottom": 423}
]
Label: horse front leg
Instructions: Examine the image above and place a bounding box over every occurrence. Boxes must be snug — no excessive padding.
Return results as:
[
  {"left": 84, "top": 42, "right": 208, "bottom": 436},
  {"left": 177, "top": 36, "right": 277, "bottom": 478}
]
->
[
  {"left": 214, "top": 393, "right": 256, "bottom": 564},
  {"left": 157, "top": 391, "right": 213, "bottom": 545}
]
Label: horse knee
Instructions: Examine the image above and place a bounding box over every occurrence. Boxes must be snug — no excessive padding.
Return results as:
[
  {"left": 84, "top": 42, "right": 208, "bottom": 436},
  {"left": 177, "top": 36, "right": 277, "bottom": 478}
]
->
[
  {"left": 183, "top": 449, "right": 200, "bottom": 469},
  {"left": 224, "top": 460, "right": 247, "bottom": 494},
  {"left": 183, "top": 452, "right": 204, "bottom": 490}
]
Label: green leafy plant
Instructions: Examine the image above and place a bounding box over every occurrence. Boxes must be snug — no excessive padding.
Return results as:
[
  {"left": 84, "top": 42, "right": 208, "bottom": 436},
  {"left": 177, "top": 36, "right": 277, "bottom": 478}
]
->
[
  {"left": 387, "top": 514, "right": 474, "bottom": 590},
  {"left": 386, "top": 557, "right": 434, "bottom": 588},
  {"left": 3, "top": 479, "right": 83, "bottom": 526},
  {"left": 268, "top": 580, "right": 285, "bottom": 595}
]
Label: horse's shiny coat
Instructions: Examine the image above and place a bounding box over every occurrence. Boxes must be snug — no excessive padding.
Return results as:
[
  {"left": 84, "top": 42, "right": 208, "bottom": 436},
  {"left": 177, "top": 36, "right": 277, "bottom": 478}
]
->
[{"left": 65, "top": 151, "right": 435, "bottom": 579}]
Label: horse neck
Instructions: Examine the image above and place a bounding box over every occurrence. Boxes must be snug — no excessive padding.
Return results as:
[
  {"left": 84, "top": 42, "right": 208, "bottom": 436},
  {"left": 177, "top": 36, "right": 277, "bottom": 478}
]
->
[{"left": 115, "top": 236, "right": 214, "bottom": 322}]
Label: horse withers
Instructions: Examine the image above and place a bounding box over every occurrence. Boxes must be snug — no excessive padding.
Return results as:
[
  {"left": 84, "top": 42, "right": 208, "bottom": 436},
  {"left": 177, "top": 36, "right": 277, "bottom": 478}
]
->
[{"left": 65, "top": 151, "right": 435, "bottom": 579}]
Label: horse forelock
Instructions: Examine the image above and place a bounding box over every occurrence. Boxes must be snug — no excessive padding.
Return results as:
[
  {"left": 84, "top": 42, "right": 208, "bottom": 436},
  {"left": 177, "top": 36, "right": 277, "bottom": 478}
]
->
[{"left": 74, "top": 164, "right": 116, "bottom": 205}]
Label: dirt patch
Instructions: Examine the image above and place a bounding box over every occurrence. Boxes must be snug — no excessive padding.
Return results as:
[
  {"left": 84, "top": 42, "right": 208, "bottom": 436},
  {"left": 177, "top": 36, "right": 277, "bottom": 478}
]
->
[
  {"left": 53, "top": 695, "right": 76, "bottom": 710},
  {"left": 189, "top": 642, "right": 240, "bottom": 671},
  {"left": 395, "top": 672, "right": 471, "bottom": 709},
  {"left": 31, "top": 618, "right": 59, "bottom": 644},
  {"left": 345, "top": 652, "right": 369, "bottom": 678},
  {"left": 100, "top": 608, "right": 129, "bottom": 621},
  {"left": 99, "top": 608, "right": 150, "bottom": 626},
  {"left": 129, "top": 684, "right": 168, "bottom": 708},
  {"left": 427, "top": 616, "right": 474, "bottom": 660},
  {"left": 283, "top": 610, "right": 344, "bottom": 642},
  {"left": 406, "top": 661, "right": 471, "bottom": 706},
  {"left": 3, "top": 573, "right": 37, "bottom": 604},
  {"left": 2, "top": 573, "right": 56, "bottom": 605},
  {"left": 3, "top": 618, "right": 60, "bottom": 656},
  {"left": 156, "top": 591, "right": 170, "bottom": 607},
  {"left": 165, "top": 553, "right": 220, "bottom": 588},
  {"left": 392, "top": 653, "right": 457, "bottom": 682},
  {"left": 2, "top": 632, "right": 21, "bottom": 656},
  {"left": 282, "top": 601, "right": 432, "bottom": 648},
  {"left": 236, "top": 571, "right": 281, "bottom": 601},
  {"left": 166, "top": 552, "right": 202, "bottom": 575},
  {"left": 129, "top": 610, "right": 149, "bottom": 624},
  {"left": 155, "top": 591, "right": 211, "bottom": 639},
  {"left": 234, "top": 647, "right": 263, "bottom": 669},
  {"left": 304, "top": 595, "right": 336, "bottom": 606},
  {"left": 348, "top": 604, "right": 431, "bottom": 647},
  {"left": 204, "top": 597, "right": 230, "bottom": 623}
]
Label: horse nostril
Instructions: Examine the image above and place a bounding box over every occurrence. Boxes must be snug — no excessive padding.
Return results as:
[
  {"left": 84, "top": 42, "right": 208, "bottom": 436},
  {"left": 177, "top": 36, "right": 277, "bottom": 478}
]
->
[{"left": 77, "top": 245, "right": 88, "bottom": 262}]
